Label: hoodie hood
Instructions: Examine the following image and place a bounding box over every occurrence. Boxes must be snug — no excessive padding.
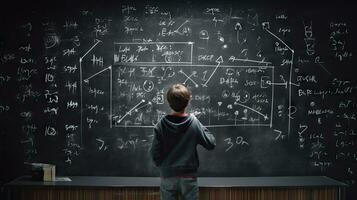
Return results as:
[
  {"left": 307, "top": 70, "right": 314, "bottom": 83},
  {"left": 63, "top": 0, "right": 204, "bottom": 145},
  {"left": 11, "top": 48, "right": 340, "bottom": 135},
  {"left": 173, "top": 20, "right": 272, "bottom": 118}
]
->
[{"left": 161, "top": 114, "right": 194, "bottom": 134}]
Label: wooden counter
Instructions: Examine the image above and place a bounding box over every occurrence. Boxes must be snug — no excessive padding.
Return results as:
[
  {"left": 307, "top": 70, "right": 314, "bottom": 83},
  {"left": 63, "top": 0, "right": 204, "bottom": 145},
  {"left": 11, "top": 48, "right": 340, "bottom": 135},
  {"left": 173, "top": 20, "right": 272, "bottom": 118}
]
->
[{"left": 5, "top": 176, "right": 347, "bottom": 200}]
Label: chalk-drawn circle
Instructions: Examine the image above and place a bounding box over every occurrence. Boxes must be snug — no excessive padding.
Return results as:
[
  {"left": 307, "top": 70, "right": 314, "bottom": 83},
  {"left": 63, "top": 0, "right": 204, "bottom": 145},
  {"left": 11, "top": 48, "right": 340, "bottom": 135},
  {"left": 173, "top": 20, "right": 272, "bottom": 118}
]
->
[
  {"left": 44, "top": 35, "right": 60, "bottom": 49},
  {"left": 143, "top": 80, "right": 154, "bottom": 92},
  {"left": 219, "top": 36, "right": 224, "bottom": 43},
  {"left": 199, "top": 30, "right": 209, "bottom": 40},
  {"left": 237, "top": 90, "right": 250, "bottom": 103},
  {"left": 310, "top": 101, "right": 315, "bottom": 107},
  {"left": 165, "top": 55, "right": 173, "bottom": 63},
  {"left": 222, "top": 90, "right": 230, "bottom": 98}
]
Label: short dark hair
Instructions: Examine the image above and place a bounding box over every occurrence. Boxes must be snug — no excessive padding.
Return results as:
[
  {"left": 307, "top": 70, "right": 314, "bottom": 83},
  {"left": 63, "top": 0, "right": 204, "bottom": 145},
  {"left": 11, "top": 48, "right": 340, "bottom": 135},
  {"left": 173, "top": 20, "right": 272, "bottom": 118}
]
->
[{"left": 166, "top": 84, "right": 191, "bottom": 112}]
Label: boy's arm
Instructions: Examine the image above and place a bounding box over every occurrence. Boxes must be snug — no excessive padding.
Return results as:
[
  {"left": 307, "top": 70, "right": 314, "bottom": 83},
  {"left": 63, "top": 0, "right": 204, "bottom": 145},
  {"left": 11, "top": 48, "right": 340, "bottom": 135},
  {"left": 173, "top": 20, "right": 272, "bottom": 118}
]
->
[
  {"left": 196, "top": 118, "right": 216, "bottom": 150},
  {"left": 150, "top": 126, "right": 162, "bottom": 167}
]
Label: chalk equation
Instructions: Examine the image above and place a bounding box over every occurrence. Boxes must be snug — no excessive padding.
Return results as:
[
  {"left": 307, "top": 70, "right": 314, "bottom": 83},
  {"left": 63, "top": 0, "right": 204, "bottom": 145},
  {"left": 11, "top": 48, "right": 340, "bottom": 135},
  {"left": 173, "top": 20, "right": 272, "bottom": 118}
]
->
[{"left": 114, "top": 42, "right": 193, "bottom": 64}]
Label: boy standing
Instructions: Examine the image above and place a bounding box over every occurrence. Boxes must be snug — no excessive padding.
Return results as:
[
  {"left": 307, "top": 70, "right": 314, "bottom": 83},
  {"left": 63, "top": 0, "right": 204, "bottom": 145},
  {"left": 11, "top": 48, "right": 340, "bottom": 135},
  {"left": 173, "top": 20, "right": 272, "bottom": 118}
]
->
[{"left": 150, "top": 84, "right": 216, "bottom": 200}]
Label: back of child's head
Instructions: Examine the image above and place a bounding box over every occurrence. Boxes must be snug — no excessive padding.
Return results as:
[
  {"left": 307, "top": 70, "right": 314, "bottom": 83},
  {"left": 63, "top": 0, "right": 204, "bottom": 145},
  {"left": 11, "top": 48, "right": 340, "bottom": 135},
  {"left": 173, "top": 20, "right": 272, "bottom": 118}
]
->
[{"left": 166, "top": 84, "right": 191, "bottom": 112}]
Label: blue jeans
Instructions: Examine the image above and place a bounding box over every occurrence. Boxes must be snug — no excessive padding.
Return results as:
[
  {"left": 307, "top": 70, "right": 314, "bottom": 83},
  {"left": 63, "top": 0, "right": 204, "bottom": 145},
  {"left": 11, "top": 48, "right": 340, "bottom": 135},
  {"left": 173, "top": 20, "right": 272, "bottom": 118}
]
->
[{"left": 160, "top": 177, "right": 198, "bottom": 200}]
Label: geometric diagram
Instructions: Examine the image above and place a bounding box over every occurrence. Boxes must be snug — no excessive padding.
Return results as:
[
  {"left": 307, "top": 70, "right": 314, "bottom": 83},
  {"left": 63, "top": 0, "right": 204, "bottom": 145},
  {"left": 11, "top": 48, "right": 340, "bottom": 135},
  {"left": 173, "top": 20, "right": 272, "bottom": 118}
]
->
[
  {"left": 81, "top": 33, "right": 293, "bottom": 135},
  {"left": 112, "top": 41, "right": 276, "bottom": 128},
  {"left": 112, "top": 63, "right": 274, "bottom": 128},
  {"left": 79, "top": 27, "right": 294, "bottom": 143}
]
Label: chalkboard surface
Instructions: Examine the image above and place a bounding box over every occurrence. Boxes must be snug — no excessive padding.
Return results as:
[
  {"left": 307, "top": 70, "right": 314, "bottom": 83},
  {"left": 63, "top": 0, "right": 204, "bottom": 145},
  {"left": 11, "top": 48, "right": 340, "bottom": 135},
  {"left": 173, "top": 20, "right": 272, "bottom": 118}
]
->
[{"left": 0, "top": 0, "right": 355, "bottom": 198}]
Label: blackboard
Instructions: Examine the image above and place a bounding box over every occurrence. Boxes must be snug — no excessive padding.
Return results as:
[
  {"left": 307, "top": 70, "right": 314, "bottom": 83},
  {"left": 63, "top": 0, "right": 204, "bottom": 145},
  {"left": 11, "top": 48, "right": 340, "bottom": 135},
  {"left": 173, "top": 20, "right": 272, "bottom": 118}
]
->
[{"left": 0, "top": 0, "right": 355, "bottom": 198}]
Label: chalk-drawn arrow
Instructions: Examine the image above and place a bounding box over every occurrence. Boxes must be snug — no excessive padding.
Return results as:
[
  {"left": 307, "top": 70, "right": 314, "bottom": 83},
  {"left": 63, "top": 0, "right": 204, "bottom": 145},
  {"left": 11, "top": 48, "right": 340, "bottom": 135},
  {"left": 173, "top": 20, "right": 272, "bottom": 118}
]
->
[
  {"left": 234, "top": 102, "right": 269, "bottom": 120},
  {"left": 263, "top": 27, "right": 293, "bottom": 53},
  {"left": 290, "top": 82, "right": 300, "bottom": 87},
  {"left": 118, "top": 99, "right": 146, "bottom": 123},
  {"left": 84, "top": 65, "right": 112, "bottom": 83},
  {"left": 174, "top": 20, "right": 190, "bottom": 35},
  {"left": 266, "top": 80, "right": 288, "bottom": 88},
  {"left": 135, "top": 101, "right": 152, "bottom": 111},
  {"left": 80, "top": 39, "right": 102, "bottom": 61},
  {"left": 202, "top": 56, "right": 224, "bottom": 87},
  {"left": 229, "top": 57, "right": 272, "bottom": 65}
]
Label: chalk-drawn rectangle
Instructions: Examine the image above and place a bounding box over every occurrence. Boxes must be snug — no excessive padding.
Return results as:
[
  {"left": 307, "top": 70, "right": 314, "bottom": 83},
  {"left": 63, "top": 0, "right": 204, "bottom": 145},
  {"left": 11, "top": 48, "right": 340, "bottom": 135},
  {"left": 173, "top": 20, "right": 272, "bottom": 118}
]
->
[
  {"left": 111, "top": 64, "right": 274, "bottom": 128},
  {"left": 113, "top": 42, "right": 193, "bottom": 64}
]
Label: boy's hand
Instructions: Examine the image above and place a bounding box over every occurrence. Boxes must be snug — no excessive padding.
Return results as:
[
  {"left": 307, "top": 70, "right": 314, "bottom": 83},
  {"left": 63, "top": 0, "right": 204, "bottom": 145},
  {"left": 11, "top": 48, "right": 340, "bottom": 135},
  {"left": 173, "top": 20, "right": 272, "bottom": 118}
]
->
[{"left": 192, "top": 111, "right": 202, "bottom": 117}]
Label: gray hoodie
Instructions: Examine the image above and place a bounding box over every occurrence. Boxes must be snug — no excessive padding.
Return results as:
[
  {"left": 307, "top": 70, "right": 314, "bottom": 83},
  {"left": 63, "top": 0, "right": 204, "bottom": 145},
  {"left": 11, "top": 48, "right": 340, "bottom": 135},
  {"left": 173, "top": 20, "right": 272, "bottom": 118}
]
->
[{"left": 150, "top": 114, "right": 216, "bottom": 177}]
